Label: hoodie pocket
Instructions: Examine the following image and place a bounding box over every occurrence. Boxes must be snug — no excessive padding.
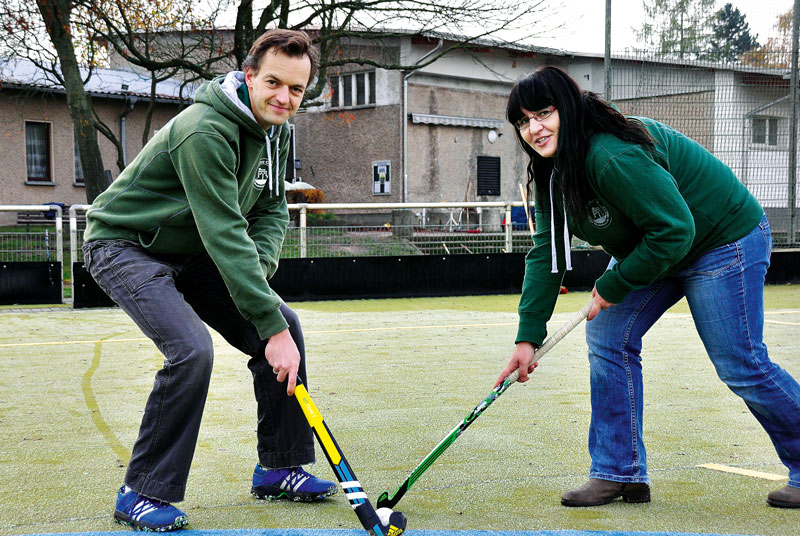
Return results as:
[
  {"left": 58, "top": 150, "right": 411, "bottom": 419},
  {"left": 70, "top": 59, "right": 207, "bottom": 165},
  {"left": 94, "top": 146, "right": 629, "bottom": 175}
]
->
[{"left": 138, "top": 226, "right": 203, "bottom": 255}]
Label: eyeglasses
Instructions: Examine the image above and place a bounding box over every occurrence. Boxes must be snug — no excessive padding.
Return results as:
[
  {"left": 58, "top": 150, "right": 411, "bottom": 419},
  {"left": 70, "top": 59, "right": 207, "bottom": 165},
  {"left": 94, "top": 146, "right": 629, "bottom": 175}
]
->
[{"left": 515, "top": 106, "right": 556, "bottom": 131}]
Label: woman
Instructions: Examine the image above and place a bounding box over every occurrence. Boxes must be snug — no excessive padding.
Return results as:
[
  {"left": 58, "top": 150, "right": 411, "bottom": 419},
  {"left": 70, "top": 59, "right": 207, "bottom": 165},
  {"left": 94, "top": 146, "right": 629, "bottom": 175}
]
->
[{"left": 496, "top": 66, "right": 800, "bottom": 508}]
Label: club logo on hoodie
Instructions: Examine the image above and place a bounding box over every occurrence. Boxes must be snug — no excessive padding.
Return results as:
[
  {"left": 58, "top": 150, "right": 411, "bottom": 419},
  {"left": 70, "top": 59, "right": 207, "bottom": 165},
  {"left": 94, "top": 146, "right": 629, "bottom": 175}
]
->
[
  {"left": 254, "top": 158, "right": 270, "bottom": 190},
  {"left": 588, "top": 200, "right": 611, "bottom": 229}
]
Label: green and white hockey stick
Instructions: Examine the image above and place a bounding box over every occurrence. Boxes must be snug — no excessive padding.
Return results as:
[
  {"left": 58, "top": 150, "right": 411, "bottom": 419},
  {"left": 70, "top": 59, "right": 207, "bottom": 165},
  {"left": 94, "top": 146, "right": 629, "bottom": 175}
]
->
[{"left": 376, "top": 300, "right": 593, "bottom": 509}]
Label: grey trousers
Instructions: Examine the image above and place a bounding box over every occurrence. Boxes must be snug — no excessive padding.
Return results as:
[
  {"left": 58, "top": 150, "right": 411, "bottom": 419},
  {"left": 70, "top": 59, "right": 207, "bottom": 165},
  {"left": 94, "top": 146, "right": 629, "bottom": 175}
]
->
[{"left": 83, "top": 239, "right": 315, "bottom": 503}]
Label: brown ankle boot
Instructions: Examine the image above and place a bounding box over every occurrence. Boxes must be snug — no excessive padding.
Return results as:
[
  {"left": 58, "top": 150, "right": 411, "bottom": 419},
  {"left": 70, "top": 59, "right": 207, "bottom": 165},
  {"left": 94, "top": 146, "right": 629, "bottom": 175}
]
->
[
  {"left": 767, "top": 485, "right": 800, "bottom": 508},
  {"left": 561, "top": 478, "right": 651, "bottom": 506}
]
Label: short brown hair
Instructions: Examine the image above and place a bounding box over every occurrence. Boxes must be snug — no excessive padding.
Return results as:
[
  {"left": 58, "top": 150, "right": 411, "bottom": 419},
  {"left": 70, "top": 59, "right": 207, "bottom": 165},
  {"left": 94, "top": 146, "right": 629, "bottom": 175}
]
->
[{"left": 243, "top": 29, "right": 319, "bottom": 85}]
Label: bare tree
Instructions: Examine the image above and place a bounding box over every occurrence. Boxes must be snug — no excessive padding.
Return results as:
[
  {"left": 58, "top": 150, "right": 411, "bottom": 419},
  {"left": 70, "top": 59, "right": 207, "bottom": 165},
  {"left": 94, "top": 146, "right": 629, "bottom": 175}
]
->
[
  {"left": 85, "top": 0, "right": 550, "bottom": 102},
  {"left": 2, "top": 0, "right": 549, "bottom": 200},
  {"left": 0, "top": 0, "right": 222, "bottom": 201},
  {"left": 1, "top": 0, "right": 110, "bottom": 201}
]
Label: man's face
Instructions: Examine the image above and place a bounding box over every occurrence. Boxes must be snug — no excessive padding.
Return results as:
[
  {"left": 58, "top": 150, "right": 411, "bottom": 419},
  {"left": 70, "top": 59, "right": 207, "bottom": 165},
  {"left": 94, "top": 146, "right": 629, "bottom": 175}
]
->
[{"left": 245, "top": 49, "right": 311, "bottom": 129}]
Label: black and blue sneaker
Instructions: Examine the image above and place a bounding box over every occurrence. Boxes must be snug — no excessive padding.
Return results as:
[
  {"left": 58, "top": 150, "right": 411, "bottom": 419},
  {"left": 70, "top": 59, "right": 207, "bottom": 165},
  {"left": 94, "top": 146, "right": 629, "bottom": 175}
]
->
[
  {"left": 113, "top": 486, "right": 188, "bottom": 532},
  {"left": 251, "top": 464, "right": 337, "bottom": 502}
]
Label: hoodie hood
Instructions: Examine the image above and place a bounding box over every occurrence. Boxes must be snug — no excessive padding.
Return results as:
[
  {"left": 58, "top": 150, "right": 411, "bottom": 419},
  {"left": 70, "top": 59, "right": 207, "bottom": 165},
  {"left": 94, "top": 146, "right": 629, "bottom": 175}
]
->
[{"left": 195, "top": 72, "right": 284, "bottom": 196}]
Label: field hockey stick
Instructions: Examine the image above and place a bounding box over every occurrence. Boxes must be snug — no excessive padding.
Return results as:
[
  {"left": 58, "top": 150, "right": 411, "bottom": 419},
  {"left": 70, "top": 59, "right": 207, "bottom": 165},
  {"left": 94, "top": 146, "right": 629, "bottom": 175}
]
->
[
  {"left": 294, "top": 381, "right": 407, "bottom": 535},
  {"left": 376, "top": 299, "right": 592, "bottom": 509},
  {"left": 518, "top": 182, "right": 535, "bottom": 241}
]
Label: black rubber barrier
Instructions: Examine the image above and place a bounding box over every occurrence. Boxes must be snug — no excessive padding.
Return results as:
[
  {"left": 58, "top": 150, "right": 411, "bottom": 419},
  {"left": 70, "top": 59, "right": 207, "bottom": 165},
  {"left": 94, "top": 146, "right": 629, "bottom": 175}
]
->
[
  {"left": 72, "top": 262, "right": 116, "bottom": 309},
  {"left": 269, "top": 250, "right": 612, "bottom": 302},
  {"left": 68, "top": 249, "right": 798, "bottom": 308},
  {"left": 0, "top": 261, "right": 62, "bottom": 305},
  {"left": 765, "top": 249, "right": 800, "bottom": 285}
]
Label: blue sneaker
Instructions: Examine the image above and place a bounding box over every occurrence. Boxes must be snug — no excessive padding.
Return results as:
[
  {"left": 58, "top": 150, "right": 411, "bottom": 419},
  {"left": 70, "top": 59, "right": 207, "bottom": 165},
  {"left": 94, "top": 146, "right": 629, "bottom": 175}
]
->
[
  {"left": 113, "top": 486, "right": 188, "bottom": 532},
  {"left": 251, "top": 464, "right": 337, "bottom": 501}
]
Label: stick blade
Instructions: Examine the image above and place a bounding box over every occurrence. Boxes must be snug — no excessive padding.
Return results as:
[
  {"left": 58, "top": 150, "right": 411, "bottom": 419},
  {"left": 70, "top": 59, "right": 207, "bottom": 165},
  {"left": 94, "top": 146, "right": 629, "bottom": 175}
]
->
[{"left": 376, "top": 483, "right": 406, "bottom": 509}]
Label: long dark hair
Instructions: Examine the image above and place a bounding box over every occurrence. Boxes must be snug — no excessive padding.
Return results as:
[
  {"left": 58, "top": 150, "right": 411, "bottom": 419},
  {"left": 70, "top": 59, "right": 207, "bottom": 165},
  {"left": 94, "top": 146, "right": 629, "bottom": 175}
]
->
[{"left": 506, "top": 66, "right": 654, "bottom": 219}]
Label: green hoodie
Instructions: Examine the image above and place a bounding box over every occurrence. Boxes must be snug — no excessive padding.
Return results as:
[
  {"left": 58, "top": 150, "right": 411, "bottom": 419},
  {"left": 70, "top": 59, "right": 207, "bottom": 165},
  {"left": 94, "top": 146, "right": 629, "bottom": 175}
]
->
[
  {"left": 517, "top": 117, "right": 763, "bottom": 346},
  {"left": 85, "top": 72, "right": 291, "bottom": 339}
]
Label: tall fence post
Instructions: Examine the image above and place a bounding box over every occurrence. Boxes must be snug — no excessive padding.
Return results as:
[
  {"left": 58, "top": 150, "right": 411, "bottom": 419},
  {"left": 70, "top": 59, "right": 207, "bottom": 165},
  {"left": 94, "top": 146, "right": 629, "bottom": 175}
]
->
[
  {"left": 504, "top": 203, "right": 513, "bottom": 253},
  {"left": 54, "top": 205, "right": 64, "bottom": 300},
  {"left": 789, "top": 0, "right": 799, "bottom": 245},
  {"left": 70, "top": 204, "right": 91, "bottom": 269},
  {"left": 604, "top": 0, "right": 612, "bottom": 100},
  {"left": 299, "top": 205, "right": 307, "bottom": 259}
]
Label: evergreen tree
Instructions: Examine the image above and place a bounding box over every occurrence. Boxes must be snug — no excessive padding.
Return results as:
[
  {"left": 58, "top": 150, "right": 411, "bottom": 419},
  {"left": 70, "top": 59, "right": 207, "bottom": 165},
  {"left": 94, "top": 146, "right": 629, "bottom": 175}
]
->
[{"left": 705, "top": 3, "right": 759, "bottom": 63}]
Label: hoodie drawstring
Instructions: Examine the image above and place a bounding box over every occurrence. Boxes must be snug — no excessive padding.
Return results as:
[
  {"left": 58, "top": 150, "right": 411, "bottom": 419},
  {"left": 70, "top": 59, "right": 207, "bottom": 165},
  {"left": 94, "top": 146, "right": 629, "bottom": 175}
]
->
[
  {"left": 548, "top": 168, "right": 573, "bottom": 274},
  {"left": 274, "top": 135, "right": 280, "bottom": 195},
  {"left": 264, "top": 126, "right": 280, "bottom": 195}
]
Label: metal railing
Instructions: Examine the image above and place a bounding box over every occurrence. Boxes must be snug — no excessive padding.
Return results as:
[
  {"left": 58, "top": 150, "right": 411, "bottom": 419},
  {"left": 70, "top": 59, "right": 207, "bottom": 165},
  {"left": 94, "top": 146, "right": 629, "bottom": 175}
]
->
[
  {"left": 0, "top": 205, "right": 63, "bottom": 262},
  {"left": 69, "top": 204, "right": 90, "bottom": 269},
  {"left": 285, "top": 202, "right": 530, "bottom": 258},
  {"left": 68, "top": 202, "right": 533, "bottom": 262},
  {"left": 0, "top": 204, "right": 64, "bottom": 299}
]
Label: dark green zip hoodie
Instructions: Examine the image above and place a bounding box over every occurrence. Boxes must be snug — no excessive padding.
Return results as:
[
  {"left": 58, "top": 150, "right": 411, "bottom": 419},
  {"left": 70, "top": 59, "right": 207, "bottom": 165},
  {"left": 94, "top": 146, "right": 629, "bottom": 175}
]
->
[
  {"left": 517, "top": 117, "right": 763, "bottom": 346},
  {"left": 85, "top": 72, "right": 291, "bottom": 339}
]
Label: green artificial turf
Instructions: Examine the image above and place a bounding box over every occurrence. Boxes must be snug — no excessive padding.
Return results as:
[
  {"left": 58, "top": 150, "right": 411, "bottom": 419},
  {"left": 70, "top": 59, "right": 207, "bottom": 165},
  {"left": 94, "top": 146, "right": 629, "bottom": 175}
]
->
[{"left": 1, "top": 287, "right": 798, "bottom": 535}]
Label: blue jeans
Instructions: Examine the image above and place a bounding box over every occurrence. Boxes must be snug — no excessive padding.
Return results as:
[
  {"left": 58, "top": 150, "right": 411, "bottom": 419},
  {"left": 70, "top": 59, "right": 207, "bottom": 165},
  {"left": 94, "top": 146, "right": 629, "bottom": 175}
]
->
[
  {"left": 585, "top": 215, "right": 800, "bottom": 488},
  {"left": 82, "top": 240, "right": 315, "bottom": 503}
]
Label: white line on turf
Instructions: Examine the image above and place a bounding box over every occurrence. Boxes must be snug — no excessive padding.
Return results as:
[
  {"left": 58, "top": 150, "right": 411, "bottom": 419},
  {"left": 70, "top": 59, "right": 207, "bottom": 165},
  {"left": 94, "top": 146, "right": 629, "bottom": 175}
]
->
[
  {"left": 697, "top": 463, "right": 789, "bottom": 481},
  {"left": 1, "top": 310, "right": 796, "bottom": 348}
]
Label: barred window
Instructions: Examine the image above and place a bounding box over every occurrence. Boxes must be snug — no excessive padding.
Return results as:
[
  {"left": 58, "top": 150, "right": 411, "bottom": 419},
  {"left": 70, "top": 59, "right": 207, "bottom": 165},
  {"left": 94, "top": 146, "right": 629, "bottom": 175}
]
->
[
  {"left": 25, "top": 121, "right": 52, "bottom": 182},
  {"left": 329, "top": 71, "right": 376, "bottom": 109}
]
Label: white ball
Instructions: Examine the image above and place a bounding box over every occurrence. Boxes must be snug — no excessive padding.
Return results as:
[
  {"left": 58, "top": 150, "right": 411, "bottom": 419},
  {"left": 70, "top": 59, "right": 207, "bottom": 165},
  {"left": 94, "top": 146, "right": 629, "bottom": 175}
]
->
[{"left": 376, "top": 507, "right": 393, "bottom": 526}]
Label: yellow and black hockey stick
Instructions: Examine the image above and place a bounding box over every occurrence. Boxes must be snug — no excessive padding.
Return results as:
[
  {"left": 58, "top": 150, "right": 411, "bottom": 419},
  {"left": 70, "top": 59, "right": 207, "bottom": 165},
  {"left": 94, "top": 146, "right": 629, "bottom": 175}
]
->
[{"left": 295, "top": 381, "right": 406, "bottom": 536}]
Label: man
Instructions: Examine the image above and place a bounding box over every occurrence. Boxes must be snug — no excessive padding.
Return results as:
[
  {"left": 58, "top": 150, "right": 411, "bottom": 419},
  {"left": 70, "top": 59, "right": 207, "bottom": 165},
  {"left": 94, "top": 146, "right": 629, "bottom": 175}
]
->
[{"left": 83, "top": 29, "right": 336, "bottom": 532}]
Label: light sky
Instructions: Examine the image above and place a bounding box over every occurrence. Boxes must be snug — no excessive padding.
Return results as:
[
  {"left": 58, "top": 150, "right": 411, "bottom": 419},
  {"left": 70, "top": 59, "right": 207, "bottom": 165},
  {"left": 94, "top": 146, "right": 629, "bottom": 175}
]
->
[{"left": 533, "top": 0, "right": 793, "bottom": 54}]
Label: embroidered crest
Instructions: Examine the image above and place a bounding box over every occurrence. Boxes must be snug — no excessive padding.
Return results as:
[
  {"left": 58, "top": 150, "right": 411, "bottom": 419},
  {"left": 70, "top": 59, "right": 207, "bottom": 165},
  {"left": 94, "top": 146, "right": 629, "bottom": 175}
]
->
[
  {"left": 253, "top": 158, "right": 270, "bottom": 190},
  {"left": 588, "top": 200, "right": 611, "bottom": 229}
]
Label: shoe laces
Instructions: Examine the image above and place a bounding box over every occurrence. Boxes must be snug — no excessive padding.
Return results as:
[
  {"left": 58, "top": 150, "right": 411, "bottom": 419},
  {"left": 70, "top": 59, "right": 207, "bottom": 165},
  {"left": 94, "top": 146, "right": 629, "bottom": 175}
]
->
[
  {"left": 130, "top": 495, "right": 168, "bottom": 518},
  {"left": 281, "top": 467, "right": 311, "bottom": 491}
]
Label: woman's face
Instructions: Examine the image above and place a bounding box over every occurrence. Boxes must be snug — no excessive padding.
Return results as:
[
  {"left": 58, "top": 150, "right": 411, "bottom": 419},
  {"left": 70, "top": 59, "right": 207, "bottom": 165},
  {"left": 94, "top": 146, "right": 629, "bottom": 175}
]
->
[{"left": 517, "top": 106, "right": 559, "bottom": 158}]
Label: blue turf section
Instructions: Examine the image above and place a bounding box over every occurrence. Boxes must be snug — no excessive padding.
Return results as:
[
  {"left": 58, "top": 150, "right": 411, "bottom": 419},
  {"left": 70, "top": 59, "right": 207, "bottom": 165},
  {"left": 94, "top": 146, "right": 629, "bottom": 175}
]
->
[{"left": 16, "top": 530, "right": 758, "bottom": 536}]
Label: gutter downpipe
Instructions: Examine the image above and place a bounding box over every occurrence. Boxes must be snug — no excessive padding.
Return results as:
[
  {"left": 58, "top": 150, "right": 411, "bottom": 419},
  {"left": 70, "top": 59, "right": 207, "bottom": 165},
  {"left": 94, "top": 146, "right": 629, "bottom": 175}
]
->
[
  {"left": 403, "top": 39, "right": 443, "bottom": 204},
  {"left": 119, "top": 96, "right": 137, "bottom": 166}
]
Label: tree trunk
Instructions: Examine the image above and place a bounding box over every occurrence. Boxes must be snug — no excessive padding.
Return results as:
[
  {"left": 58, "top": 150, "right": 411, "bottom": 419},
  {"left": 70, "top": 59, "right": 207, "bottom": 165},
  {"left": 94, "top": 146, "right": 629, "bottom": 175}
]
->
[
  {"left": 234, "top": 0, "right": 254, "bottom": 69},
  {"left": 37, "top": 0, "right": 108, "bottom": 203}
]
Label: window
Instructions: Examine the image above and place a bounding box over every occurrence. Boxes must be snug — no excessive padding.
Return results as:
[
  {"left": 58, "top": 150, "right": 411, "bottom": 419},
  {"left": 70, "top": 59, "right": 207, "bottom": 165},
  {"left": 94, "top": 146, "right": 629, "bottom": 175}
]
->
[
  {"left": 752, "top": 116, "right": 779, "bottom": 146},
  {"left": 329, "top": 71, "right": 376, "bottom": 109},
  {"left": 25, "top": 121, "right": 52, "bottom": 182},
  {"left": 74, "top": 131, "right": 84, "bottom": 185},
  {"left": 476, "top": 156, "right": 501, "bottom": 196}
]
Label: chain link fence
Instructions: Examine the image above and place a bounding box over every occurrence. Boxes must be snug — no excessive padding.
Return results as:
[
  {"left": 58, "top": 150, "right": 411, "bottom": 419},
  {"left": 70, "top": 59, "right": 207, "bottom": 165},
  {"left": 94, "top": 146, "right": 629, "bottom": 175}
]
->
[{"left": 605, "top": 0, "right": 799, "bottom": 246}]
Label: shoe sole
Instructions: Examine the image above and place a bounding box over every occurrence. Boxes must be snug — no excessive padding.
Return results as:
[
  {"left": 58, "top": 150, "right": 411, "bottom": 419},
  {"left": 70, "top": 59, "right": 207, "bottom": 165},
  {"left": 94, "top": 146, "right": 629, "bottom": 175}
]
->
[
  {"left": 114, "top": 511, "right": 189, "bottom": 532},
  {"left": 251, "top": 485, "right": 337, "bottom": 502},
  {"left": 561, "top": 494, "right": 651, "bottom": 507},
  {"left": 767, "top": 498, "right": 800, "bottom": 508}
]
